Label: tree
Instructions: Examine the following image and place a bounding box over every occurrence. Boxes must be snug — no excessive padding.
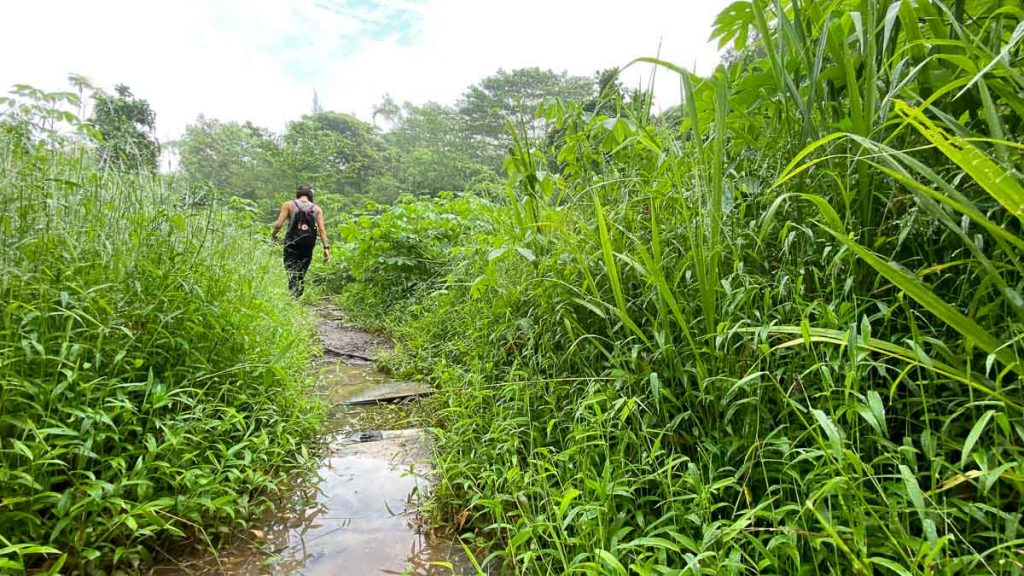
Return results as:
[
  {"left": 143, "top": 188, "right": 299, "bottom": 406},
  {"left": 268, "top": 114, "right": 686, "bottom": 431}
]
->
[
  {"left": 179, "top": 116, "right": 288, "bottom": 213},
  {"left": 66, "top": 73, "right": 95, "bottom": 121},
  {"left": 385, "top": 102, "right": 496, "bottom": 195},
  {"left": 372, "top": 93, "right": 402, "bottom": 129},
  {"left": 280, "top": 111, "right": 394, "bottom": 207},
  {"left": 89, "top": 84, "right": 160, "bottom": 172},
  {"left": 458, "top": 67, "right": 595, "bottom": 165},
  {"left": 312, "top": 89, "right": 323, "bottom": 114}
]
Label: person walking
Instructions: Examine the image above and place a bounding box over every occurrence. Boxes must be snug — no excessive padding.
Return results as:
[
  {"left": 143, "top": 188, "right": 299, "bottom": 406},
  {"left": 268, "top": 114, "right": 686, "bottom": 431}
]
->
[{"left": 271, "top": 184, "right": 329, "bottom": 297}]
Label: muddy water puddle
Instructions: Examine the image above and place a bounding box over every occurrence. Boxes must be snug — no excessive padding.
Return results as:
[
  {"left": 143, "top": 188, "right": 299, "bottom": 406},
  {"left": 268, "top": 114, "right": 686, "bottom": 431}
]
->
[
  {"left": 317, "top": 365, "right": 432, "bottom": 436},
  {"left": 154, "top": 312, "right": 475, "bottom": 575},
  {"left": 155, "top": 429, "right": 473, "bottom": 574},
  {"left": 156, "top": 430, "right": 470, "bottom": 575},
  {"left": 319, "top": 364, "right": 433, "bottom": 406},
  {"left": 317, "top": 364, "right": 389, "bottom": 404}
]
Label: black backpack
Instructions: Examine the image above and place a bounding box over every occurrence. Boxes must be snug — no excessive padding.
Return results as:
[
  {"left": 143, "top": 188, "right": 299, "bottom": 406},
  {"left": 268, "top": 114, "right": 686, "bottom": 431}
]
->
[{"left": 287, "top": 199, "right": 318, "bottom": 243}]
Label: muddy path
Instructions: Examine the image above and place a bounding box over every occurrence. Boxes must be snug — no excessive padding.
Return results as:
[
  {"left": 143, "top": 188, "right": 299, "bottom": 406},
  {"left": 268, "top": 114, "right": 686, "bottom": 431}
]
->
[
  {"left": 315, "top": 306, "right": 391, "bottom": 364},
  {"left": 151, "top": 305, "right": 475, "bottom": 575}
]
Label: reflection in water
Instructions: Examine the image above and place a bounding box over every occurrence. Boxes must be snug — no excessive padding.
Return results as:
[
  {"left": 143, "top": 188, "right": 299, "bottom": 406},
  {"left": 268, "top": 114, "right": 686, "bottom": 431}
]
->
[
  {"left": 317, "top": 364, "right": 432, "bottom": 407},
  {"left": 247, "top": 431, "right": 468, "bottom": 575},
  {"left": 152, "top": 363, "right": 477, "bottom": 575}
]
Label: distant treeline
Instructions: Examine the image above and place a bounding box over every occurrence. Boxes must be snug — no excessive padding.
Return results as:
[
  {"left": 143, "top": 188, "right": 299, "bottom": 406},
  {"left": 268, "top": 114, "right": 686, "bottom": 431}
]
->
[{"left": 176, "top": 67, "right": 633, "bottom": 216}]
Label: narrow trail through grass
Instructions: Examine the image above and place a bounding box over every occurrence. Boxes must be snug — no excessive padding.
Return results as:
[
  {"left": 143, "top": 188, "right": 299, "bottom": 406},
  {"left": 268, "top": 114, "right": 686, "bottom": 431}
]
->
[
  {"left": 151, "top": 305, "right": 477, "bottom": 575},
  {"left": 4, "top": 1, "right": 1023, "bottom": 572}
]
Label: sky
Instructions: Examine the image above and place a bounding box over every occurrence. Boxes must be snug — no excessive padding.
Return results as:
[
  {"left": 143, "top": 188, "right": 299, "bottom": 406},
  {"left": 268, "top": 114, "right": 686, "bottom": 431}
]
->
[{"left": 0, "top": 0, "right": 732, "bottom": 143}]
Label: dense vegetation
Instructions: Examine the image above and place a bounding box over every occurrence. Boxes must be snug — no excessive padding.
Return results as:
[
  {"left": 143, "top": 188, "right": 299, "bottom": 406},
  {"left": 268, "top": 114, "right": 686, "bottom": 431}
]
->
[
  {"left": 178, "top": 67, "right": 599, "bottom": 217},
  {"left": 4, "top": 0, "right": 1024, "bottom": 573},
  {"left": 0, "top": 89, "right": 321, "bottom": 573},
  {"left": 324, "top": 0, "right": 1024, "bottom": 573},
  {"left": 0, "top": 63, "right": 626, "bottom": 575}
]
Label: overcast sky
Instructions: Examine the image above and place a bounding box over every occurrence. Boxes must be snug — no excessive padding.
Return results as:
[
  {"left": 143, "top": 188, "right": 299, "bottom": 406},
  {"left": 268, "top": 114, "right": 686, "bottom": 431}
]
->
[{"left": 1, "top": 0, "right": 731, "bottom": 142}]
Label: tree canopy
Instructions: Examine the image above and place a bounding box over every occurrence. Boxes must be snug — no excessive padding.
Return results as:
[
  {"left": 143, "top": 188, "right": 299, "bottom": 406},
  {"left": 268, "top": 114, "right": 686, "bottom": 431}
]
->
[
  {"left": 90, "top": 84, "right": 160, "bottom": 172},
  {"left": 177, "top": 67, "right": 607, "bottom": 214}
]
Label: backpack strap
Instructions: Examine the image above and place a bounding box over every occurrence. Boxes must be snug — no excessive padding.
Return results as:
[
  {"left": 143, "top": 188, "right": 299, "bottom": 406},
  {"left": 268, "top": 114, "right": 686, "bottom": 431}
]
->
[{"left": 287, "top": 200, "right": 299, "bottom": 232}]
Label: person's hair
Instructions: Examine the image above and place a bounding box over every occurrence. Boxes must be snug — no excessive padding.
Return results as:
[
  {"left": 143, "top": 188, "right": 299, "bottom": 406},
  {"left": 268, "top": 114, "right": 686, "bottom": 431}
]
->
[{"left": 295, "top": 184, "right": 313, "bottom": 200}]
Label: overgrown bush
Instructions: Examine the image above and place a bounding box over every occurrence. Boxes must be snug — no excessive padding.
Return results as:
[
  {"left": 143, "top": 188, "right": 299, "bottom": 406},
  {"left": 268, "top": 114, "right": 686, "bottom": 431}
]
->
[
  {"left": 0, "top": 124, "right": 322, "bottom": 572},
  {"left": 332, "top": 0, "right": 1024, "bottom": 573},
  {"left": 321, "top": 193, "right": 495, "bottom": 326}
]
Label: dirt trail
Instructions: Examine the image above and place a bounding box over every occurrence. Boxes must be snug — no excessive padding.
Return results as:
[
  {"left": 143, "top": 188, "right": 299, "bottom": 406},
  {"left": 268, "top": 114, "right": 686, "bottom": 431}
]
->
[
  {"left": 151, "top": 305, "right": 473, "bottom": 576},
  {"left": 314, "top": 305, "right": 390, "bottom": 364}
]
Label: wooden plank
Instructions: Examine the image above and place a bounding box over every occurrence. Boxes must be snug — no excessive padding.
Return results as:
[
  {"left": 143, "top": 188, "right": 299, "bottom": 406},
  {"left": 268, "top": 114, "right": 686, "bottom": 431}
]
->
[{"left": 339, "top": 380, "right": 434, "bottom": 405}]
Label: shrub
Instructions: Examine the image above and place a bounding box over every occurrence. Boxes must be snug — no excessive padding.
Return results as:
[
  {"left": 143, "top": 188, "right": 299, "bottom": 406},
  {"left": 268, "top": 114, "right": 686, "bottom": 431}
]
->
[
  {"left": 324, "top": 193, "right": 494, "bottom": 326},
  {"left": 332, "top": 1, "right": 1024, "bottom": 571},
  {"left": 0, "top": 133, "right": 322, "bottom": 573}
]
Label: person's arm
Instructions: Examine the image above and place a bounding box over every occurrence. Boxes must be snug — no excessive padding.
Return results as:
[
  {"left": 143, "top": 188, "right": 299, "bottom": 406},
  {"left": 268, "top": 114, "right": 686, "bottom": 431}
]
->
[
  {"left": 270, "top": 201, "right": 290, "bottom": 243},
  {"left": 316, "top": 209, "right": 330, "bottom": 261}
]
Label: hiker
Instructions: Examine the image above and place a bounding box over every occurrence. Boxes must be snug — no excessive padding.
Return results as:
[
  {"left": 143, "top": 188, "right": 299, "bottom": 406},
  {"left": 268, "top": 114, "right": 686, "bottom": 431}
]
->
[{"left": 271, "top": 184, "right": 330, "bottom": 297}]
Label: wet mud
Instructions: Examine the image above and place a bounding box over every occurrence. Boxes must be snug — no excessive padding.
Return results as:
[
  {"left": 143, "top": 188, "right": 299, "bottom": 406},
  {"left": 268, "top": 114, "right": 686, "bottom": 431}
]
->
[{"left": 314, "top": 306, "right": 390, "bottom": 365}]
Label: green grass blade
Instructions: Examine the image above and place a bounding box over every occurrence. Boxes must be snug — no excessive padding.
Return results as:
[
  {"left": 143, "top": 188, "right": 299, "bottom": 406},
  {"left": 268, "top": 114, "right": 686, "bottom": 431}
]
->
[
  {"left": 960, "top": 409, "right": 995, "bottom": 468},
  {"left": 592, "top": 193, "right": 647, "bottom": 345},
  {"left": 895, "top": 100, "right": 1024, "bottom": 227}
]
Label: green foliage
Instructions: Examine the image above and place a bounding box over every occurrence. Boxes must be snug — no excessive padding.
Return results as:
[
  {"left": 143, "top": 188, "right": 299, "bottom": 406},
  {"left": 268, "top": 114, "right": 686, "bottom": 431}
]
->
[
  {"left": 281, "top": 111, "right": 391, "bottom": 202},
  {"left": 0, "top": 100, "right": 321, "bottom": 573},
  {"left": 178, "top": 116, "right": 290, "bottom": 215},
  {"left": 384, "top": 102, "right": 499, "bottom": 197},
  {"left": 0, "top": 83, "right": 93, "bottom": 149},
  {"left": 177, "top": 68, "right": 604, "bottom": 213},
  {"left": 180, "top": 111, "right": 401, "bottom": 215},
  {"left": 323, "top": 194, "right": 495, "bottom": 325},
  {"left": 329, "top": 0, "right": 1024, "bottom": 573},
  {"left": 460, "top": 67, "right": 595, "bottom": 163},
  {"left": 90, "top": 84, "right": 160, "bottom": 173}
]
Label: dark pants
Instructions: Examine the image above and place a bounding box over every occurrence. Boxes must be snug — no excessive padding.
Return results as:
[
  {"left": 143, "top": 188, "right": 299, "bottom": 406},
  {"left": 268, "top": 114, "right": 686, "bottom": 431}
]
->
[{"left": 283, "top": 238, "right": 315, "bottom": 297}]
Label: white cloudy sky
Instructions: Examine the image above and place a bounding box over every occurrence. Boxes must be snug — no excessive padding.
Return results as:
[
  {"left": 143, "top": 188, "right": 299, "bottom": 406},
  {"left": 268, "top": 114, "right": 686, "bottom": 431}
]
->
[{"left": 1, "top": 0, "right": 731, "bottom": 142}]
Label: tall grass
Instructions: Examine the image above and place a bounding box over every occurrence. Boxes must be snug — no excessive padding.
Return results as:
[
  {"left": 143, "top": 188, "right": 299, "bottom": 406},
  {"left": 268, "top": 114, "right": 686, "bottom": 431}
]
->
[
  {"left": 329, "top": 0, "right": 1024, "bottom": 573},
  {"left": 0, "top": 116, "right": 322, "bottom": 572}
]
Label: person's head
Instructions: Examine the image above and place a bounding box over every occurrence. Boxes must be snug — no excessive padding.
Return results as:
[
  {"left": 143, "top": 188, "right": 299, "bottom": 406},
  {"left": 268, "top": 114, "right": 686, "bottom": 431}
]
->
[{"left": 296, "top": 184, "right": 313, "bottom": 201}]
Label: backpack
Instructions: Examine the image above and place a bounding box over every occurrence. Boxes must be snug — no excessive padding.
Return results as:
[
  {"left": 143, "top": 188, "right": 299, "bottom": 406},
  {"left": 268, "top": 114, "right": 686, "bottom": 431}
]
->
[{"left": 287, "top": 199, "right": 318, "bottom": 244}]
